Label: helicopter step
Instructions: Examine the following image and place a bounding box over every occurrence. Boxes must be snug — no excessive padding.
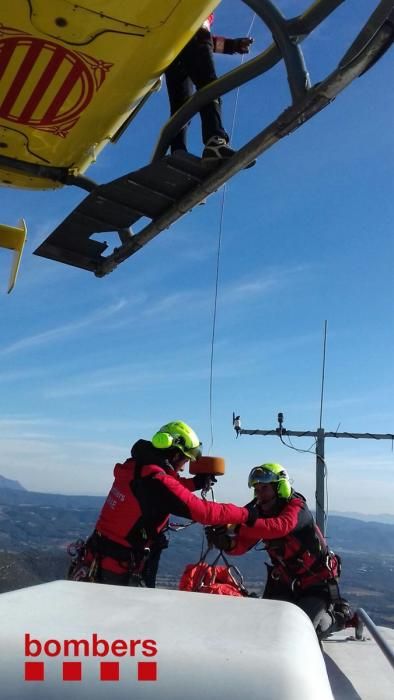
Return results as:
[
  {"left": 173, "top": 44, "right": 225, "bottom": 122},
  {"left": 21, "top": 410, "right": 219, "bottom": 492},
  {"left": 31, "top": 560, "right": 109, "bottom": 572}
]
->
[
  {"left": 34, "top": 152, "right": 217, "bottom": 274},
  {"left": 33, "top": 0, "right": 394, "bottom": 279}
]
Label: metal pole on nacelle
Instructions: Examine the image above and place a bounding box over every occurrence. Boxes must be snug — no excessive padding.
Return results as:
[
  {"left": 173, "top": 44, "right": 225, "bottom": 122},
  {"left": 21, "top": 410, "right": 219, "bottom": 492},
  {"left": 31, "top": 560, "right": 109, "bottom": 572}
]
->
[{"left": 315, "top": 428, "right": 326, "bottom": 534}]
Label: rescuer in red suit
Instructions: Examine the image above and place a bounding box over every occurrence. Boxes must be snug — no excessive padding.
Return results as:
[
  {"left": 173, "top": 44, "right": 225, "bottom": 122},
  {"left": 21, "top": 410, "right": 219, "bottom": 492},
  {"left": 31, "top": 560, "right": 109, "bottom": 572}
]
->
[
  {"left": 206, "top": 463, "right": 356, "bottom": 640},
  {"left": 69, "top": 421, "right": 255, "bottom": 586}
]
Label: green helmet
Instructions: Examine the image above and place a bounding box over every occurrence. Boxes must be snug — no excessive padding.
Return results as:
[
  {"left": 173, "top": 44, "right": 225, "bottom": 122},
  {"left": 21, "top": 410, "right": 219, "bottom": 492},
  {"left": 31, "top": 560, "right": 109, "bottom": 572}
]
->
[
  {"left": 248, "top": 463, "right": 291, "bottom": 499},
  {"left": 151, "top": 421, "right": 202, "bottom": 461}
]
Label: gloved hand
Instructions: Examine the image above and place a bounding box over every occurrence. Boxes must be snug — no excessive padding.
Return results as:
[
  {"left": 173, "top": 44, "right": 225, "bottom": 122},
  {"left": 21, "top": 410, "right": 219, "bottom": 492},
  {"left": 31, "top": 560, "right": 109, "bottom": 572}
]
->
[
  {"left": 233, "top": 37, "right": 253, "bottom": 54},
  {"left": 193, "top": 473, "right": 217, "bottom": 490},
  {"left": 245, "top": 501, "right": 259, "bottom": 527},
  {"left": 214, "top": 36, "right": 253, "bottom": 55},
  {"left": 205, "top": 525, "right": 233, "bottom": 551}
]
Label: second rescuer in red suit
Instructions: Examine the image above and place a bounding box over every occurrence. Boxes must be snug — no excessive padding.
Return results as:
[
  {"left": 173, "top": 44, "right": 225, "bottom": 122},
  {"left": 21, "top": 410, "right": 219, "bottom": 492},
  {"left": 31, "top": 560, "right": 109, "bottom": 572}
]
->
[{"left": 206, "top": 463, "right": 355, "bottom": 639}]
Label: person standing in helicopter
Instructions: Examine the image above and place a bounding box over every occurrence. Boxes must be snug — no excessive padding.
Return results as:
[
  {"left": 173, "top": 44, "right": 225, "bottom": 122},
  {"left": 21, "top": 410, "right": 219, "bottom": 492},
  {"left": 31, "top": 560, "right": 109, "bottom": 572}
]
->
[
  {"left": 165, "top": 13, "right": 254, "bottom": 162},
  {"left": 68, "top": 421, "right": 256, "bottom": 587},
  {"left": 206, "top": 463, "right": 356, "bottom": 640}
]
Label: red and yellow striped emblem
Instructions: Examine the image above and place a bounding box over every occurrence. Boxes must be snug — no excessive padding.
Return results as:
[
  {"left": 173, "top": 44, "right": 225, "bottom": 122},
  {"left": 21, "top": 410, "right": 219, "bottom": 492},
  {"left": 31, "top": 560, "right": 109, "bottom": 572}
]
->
[{"left": 0, "top": 26, "right": 112, "bottom": 137}]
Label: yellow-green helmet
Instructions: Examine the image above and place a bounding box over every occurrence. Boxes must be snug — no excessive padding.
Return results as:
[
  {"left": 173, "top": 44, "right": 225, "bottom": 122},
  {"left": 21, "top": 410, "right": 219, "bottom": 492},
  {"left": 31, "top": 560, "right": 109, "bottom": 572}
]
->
[
  {"left": 248, "top": 463, "right": 291, "bottom": 499},
  {"left": 151, "top": 421, "right": 202, "bottom": 461}
]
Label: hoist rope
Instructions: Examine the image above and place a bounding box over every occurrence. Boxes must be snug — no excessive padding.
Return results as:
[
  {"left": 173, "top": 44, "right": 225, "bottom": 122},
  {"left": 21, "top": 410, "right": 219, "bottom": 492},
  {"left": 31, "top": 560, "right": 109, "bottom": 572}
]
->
[{"left": 208, "top": 13, "right": 257, "bottom": 454}]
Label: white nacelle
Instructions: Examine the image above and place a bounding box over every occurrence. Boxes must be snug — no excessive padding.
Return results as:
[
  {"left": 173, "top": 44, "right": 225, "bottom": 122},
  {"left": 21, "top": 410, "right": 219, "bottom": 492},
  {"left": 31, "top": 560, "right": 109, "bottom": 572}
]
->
[{"left": 0, "top": 580, "right": 333, "bottom": 699}]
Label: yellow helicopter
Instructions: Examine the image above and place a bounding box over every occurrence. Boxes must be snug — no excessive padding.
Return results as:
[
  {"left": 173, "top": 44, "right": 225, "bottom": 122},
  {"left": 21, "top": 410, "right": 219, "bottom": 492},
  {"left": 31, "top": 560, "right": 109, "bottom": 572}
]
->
[
  {"left": 0, "top": 0, "right": 220, "bottom": 289},
  {"left": 0, "top": 0, "right": 393, "bottom": 291}
]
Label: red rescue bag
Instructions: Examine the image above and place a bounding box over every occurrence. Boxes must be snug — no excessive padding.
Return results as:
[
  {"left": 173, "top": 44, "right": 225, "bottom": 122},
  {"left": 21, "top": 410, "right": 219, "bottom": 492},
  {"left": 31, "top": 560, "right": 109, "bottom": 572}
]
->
[{"left": 179, "top": 553, "right": 248, "bottom": 597}]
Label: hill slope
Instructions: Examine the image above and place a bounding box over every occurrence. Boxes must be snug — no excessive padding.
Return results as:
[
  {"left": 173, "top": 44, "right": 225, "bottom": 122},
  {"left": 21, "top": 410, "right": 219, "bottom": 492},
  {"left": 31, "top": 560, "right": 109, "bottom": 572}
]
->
[{"left": 0, "top": 483, "right": 393, "bottom": 626}]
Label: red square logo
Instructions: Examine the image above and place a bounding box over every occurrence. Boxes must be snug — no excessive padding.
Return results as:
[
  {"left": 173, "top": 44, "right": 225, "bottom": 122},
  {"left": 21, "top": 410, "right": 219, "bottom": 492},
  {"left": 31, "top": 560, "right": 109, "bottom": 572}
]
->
[
  {"left": 63, "top": 661, "right": 82, "bottom": 681},
  {"left": 138, "top": 662, "right": 157, "bottom": 681},
  {"left": 25, "top": 661, "right": 45, "bottom": 681},
  {"left": 100, "top": 662, "right": 119, "bottom": 681}
]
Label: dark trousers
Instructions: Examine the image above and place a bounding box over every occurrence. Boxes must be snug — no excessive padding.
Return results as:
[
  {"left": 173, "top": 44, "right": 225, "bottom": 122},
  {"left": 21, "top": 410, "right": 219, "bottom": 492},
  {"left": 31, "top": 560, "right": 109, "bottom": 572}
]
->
[
  {"left": 165, "top": 28, "right": 228, "bottom": 152},
  {"left": 263, "top": 573, "right": 336, "bottom": 640}
]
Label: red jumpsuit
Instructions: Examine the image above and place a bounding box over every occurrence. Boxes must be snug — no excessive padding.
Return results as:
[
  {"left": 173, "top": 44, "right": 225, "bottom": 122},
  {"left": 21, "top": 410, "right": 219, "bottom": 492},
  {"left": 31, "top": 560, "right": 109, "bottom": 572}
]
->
[
  {"left": 231, "top": 493, "right": 339, "bottom": 589},
  {"left": 73, "top": 440, "right": 249, "bottom": 585},
  {"left": 230, "top": 492, "right": 342, "bottom": 639}
]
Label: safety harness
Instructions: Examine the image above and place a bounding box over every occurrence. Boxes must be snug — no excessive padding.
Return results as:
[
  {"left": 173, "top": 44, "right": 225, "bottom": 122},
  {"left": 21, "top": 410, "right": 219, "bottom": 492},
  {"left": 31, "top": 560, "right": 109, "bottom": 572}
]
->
[
  {"left": 269, "top": 550, "right": 340, "bottom": 592},
  {"left": 67, "top": 530, "right": 153, "bottom": 584}
]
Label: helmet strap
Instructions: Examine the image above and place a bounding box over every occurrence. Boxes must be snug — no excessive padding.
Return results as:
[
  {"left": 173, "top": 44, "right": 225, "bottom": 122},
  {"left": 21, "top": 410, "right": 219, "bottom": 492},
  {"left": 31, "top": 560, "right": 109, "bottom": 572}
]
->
[{"left": 167, "top": 449, "right": 187, "bottom": 469}]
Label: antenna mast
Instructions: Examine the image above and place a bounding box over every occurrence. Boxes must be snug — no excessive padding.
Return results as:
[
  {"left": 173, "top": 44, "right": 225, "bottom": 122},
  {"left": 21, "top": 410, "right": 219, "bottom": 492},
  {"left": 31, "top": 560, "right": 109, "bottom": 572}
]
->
[{"left": 232, "top": 413, "right": 394, "bottom": 535}]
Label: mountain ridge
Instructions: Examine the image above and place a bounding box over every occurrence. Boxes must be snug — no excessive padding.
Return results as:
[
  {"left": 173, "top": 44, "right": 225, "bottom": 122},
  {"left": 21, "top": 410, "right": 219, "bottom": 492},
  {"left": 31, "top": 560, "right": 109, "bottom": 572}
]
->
[
  {"left": 0, "top": 475, "right": 26, "bottom": 491},
  {"left": 1, "top": 476, "right": 393, "bottom": 524}
]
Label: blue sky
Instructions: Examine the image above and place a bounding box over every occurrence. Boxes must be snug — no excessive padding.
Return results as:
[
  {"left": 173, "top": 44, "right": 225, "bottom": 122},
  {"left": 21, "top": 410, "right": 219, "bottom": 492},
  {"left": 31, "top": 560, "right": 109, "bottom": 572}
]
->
[{"left": 0, "top": 0, "right": 393, "bottom": 516}]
